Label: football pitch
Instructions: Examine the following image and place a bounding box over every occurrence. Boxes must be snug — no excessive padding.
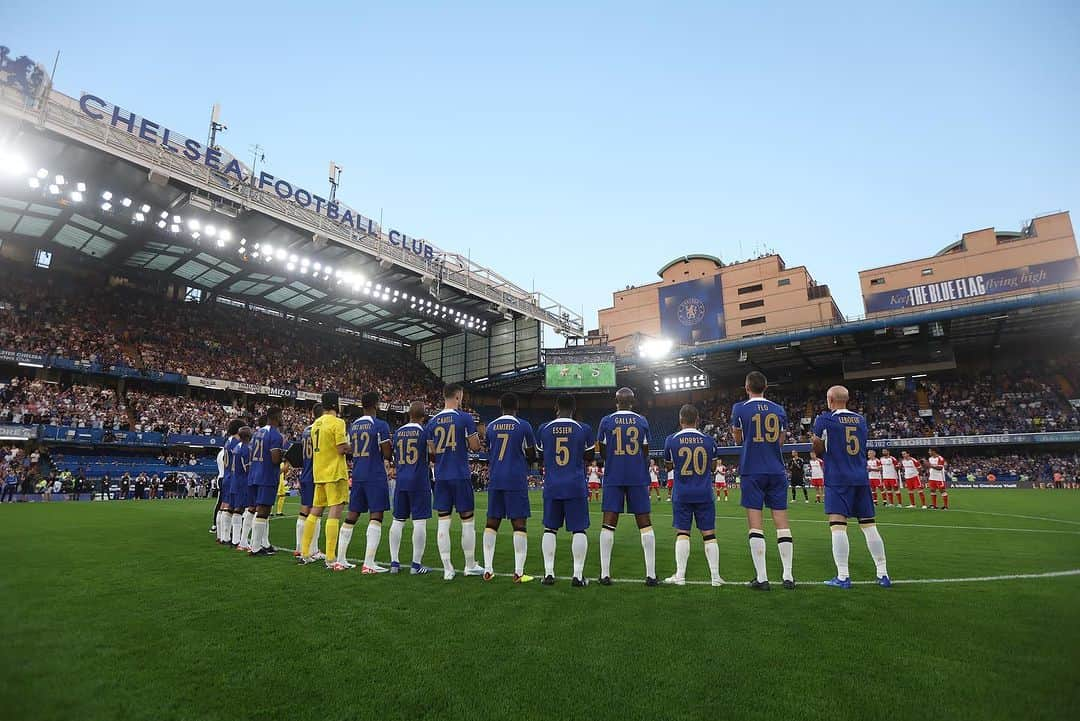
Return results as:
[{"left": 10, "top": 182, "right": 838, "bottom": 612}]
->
[{"left": 2, "top": 491, "right": 1079, "bottom": 721}]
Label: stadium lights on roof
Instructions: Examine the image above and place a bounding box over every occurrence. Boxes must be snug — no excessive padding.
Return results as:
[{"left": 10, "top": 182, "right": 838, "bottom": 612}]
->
[
  {"left": 157, "top": 220, "right": 166, "bottom": 229},
  {"left": 639, "top": 337, "right": 673, "bottom": 360},
  {"left": 160, "top": 210, "right": 169, "bottom": 219},
  {"left": 219, "top": 229, "right": 231, "bottom": 241},
  {"left": 286, "top": 262, "right": 295, "bottom": 271},
  {"left": 36, "top": 168, "right": 48, "bottom": 179},
  {"left": 134, "top": 212, "right": 144, "bottom": 222},
  {"left": 47, "top": 184, "right": 60, "bottom": 195},
  {"left": 121, "top": 197, "right": 132, "bottom": 207},
  {"left": 102, "top": 191, "right": 112, "bottom": 201},
  {"left": 188, "top": 219, "right": 200, "bottom": 231},
  {"left": 300, "top": 257, "right": 309, "bottom": 266},
  {"left": 28, "top": 177, "right": 40, "bottom": 189},
  {"left": 0, "top": 148, "right": 28, "bottom": 176},
  {"left": 205, "top": 225, "right": 217, "bottom": 237},
  {"left": 275, "top": 248, "right": 287, "bottom": 261},
  {"left": 313, "top": 262, "right": 321, "bottom": 271},
  {"left": 101, "top": 201, "right": 111, "bottom": 211},
  {"left": 70, "top": 191, "right": 83, "bottom": 202},
  {"left": 140, "top": 203, "right": 150, "bottom": 213},
  {"left": 55, "top": 174, "right": 65, "bottom": 185},
  {"left": 172, "top": 215, "right": 181, "bottom": 223},
  {"left": 170, "top": 224, "right": 180, "bottom": 233},
  {"left": 76, "top": 182, "right": 86, "bottom": 193}
]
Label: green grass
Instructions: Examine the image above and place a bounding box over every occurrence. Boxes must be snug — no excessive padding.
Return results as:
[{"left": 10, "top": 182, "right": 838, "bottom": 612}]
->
[{"left": 2, "top": 490, "right": 1079, "bottom": 721}]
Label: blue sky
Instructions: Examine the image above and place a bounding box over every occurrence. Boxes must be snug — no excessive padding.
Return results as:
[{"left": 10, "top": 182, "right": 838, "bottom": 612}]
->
[{"left": 5, "top": 1, "right": 1079, "bottom": 338}]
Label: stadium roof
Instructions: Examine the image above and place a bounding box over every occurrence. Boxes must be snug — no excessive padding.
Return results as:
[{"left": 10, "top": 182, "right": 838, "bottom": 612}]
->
[{"left": 0, "top": 82, "right": 583, "bottom": 347}]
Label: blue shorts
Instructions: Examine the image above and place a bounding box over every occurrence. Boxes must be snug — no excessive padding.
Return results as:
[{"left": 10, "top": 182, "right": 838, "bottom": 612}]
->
[
  {"left": 740, "top": 474, "right": 789, "bottom": 510},
  {"left": 825, "top": 485, "right": 876, "bottom": 519},
  {"left": 393, "top": 488, "right": 433, "bottom": 520},
  {"left": 349, "top": 481, "right": 391, "bottom": 514},
  {"left": 229, "top": 485, "right": 247, "bottom": 509},
  {"left": 253, "top": 484, "right": 277, "bottom": 507},
  {"left": 543, "top": 496, "right": 590, "bottom": 533},
  {"left": 487, "top": 489, "right": 531, "bottom": 520},
  {"left": 601, "top": 484, "right": 651, "bottom": 515},
  {"left": 673, "top": 501, "right": 716, "bottom": 531},
  {"left": 434, "top": 478, "right": 475, "bottom": 514},
  {"left": 299, "top": 481, "right": 315, "bottom": 507}
]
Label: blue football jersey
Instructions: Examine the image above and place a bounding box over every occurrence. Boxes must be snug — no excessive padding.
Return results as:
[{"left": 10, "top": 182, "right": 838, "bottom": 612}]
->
[
  {"left": 231, "top": 440, "right": 250, "bottom": 487},
  {"left": 537, "top": 418, "right": 594, "bottom": 500},
  {"left": 812, "top": 410, "right": 869, "bottom": 486},
  {"left": 349, "top": 416, "right": 391, "bottom": 483},
  {"left": 393, "top": 423, "right": 430, "bottom": 492},
  {"left": 250, "top": 425, "right": 284, "bottom": 487},
  {"left": 730, "top": 398, "right": 788, "bottom": 476},
  {"left": 597, "top": 411, "right": 651, "bottom": 486},
  {"left": 425, "top": 409, "right": 477, "bottom": 481},
  {"left": 300, "top": 425, "right": 314, "bottom": 485},
  {"left": 223, "top": 436, "right": 241, "bottom": 490},
  {"left": 486, "top": 415, "right": 536, "bottom": 491},
  {"left": 663, "top": 429, "right": 717, "bottom": 504}
]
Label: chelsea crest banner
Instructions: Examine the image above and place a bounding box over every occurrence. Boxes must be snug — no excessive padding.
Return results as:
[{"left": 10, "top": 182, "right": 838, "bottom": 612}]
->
[{"left": 658, "top": 276, "right": 726, "bottom": 345}]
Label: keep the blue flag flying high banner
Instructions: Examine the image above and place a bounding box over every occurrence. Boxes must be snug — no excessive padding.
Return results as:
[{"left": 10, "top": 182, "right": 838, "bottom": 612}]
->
[
  {"left": 863, "top": 257, "right": 1079, "bottom": 313},
  {"left": 658, "top": 275, "right": 726, "bottom": 345}
]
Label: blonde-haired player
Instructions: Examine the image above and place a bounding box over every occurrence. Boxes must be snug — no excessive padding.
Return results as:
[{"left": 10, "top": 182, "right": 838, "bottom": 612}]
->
[{"left": 298, "top": 392, "right": 351, "bottom": 567}]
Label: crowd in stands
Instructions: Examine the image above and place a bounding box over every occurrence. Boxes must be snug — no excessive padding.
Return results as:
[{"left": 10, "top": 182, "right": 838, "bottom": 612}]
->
[{"left": 0, "top": 274, "right": 441, "bottom": 407}]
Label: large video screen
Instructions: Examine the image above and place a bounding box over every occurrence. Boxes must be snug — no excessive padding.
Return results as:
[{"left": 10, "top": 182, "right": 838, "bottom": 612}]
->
[{"left": 544, "top": 361, "right": 617, "bottom": 389}]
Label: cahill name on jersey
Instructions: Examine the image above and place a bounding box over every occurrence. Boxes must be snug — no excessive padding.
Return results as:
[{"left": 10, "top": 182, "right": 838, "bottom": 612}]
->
[
  {"left": 812, "top": 410, "right": 869, "bottom": 486},
  {"left": 730, "top": 399, "right": 788, "bottom": 476},
  {"left": 597, "top": 411, "right": 650, "bottom": 485},
  {"left": 349, "top": 415, "right": 391, "bottom": 483},
  {"left": 486, "top": 415, "right": 536, "bottom": 491},
  {"left": 425, "top": 409, "right": 477, "bottom": 481}
]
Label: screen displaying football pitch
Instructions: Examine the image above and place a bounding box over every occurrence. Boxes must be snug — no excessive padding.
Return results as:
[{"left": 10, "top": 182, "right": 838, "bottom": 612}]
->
[{"left": 544, "top": 361, "right": 617, "bottom": 389}]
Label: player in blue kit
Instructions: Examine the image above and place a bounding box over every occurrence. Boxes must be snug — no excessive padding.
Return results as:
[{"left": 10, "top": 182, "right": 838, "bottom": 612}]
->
[
  {"left": 284, "top": 404, "right": 323, "bottom": 559},
  {"left": 217, "top": 419, "right": 243, "bottom": 546},
  {"left": 248, "top": 407, "right": 285, "bottom": 557},
  {"left": 812, "top": 385, "right": 891, "bottom": 588},
  {"left": 596, "top": 387, "right": 656, "bottom": 586},
  {"left": 426, "top": 382, "right": 485, "bottom": 580},
  {"left": 662, "top": 405, "right": 724, "bottom": 587},
  {"left": 536, "top": 393, "right": 594, "bottom": 587},
  {"left": 731, "top": 372, "right": 795, "bottom": 590},
  {"left": 388, "top": 401, "right": 433, "bottom": 575},
  {"left": 482, "top": 392, "right": 537, "bottom": 583},
  {"left": 335, "top": 393, "right": 393, "bottom": 573},
  {"left": 233, "top": 426, "right": 254, "bottom": 551}
]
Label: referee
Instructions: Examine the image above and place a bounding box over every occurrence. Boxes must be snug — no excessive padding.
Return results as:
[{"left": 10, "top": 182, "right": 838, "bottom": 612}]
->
[{"left": 788, "top": 451, "right": 808, "bottom": 503}]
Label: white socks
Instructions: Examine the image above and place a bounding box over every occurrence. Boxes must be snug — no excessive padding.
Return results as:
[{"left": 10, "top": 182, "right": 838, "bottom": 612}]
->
[
  {"left": 251, "top": 517, "right": 267, "bottom": 550},
  {"left": 571, "top": 532, "right": 587, "bottom": 579},
  {"left": 241, "top": 510, "right": 254, "bottom": 548},
  {"left": 542, "top": 530, "right": 557, "bottom": 576},
  {"left": 599, "top": 526, "right": 615, "bottom": 578},
  {"left": 230, "top": 512, "right": 243, "bottom": 545},
  {"left": 640, "top": 527, "right": 656, "bottom": 579},
  {"left": 412, "top": 520, "right": 427, "bottom": 566},
  {"left": 217, "top": 511, "right": 228, "bottom": 541},
  {"left": 862, "top": 524, "right": 888, "bottom": 576},
  {"left": 513, "top": 531, "right": 528, "bottom": 576},
  {"left": 364, "top": 520, "right": 382, "bottom": 568},
  {"left": 295, "top": 516, "right": 306, "bottom": 554},
  {"left": 337, "top": 522, "right": 356, "bottom": 564},
  {"left": 389, "top": 519, "right": 405, "bottom": 564},
  {"left": 483, "top": 528, "right": 497, "bottom": 573},
  {"left": 704, "top": 538, "right": 720, "bottom": 581},
  {"left": 748, "top": 529, "right": 767, "bottom": 582},
  {"left": 831, "top": 526, "right": 850, "bottom": 580},
  {"left": 777, "top": 528, "right": 794, "bottom": 582},
  {"left": 309, "top": 517, "right": 321, "bottom": 556},
  {"left": 674, "top": 534, "right": 690, "bottom": 579},
  {"left": 461, "top": 518, "right": 477, "bottom": 568},
  {"left": 437, "top": 516, "right": 453, "bottom": 571}
]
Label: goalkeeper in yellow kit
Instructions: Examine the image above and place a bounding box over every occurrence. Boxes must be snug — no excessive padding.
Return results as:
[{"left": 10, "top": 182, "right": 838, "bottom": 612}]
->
[
  {"left": 298, "top": 391, "right": 351, "bottom": 567},
  {"left": 275, "top": 466, "right": 289, "bottom": 516}
]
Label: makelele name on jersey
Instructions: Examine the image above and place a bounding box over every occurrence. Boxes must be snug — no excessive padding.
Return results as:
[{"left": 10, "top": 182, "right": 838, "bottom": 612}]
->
[{"left": 77, "top": 92, "right": 435, "bottom": 261}]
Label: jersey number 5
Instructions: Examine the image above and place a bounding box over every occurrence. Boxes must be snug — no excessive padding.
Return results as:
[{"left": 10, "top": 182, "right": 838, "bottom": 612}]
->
[{"left": 845, "top": 426, "right": 860, "bottom": 456}]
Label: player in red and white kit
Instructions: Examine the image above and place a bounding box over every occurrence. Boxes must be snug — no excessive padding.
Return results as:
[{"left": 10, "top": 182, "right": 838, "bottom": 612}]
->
[
  {"left": 879, "top": 449, "right": 900, "bottom": 506},
  {"left": 867, "top": 450, "right": 883, "bottom": 506},
  {"left": 809, "top": 451, "right": 825, "bottom": 503},
  {"left": 649, "top": 461, "right": 663, "bottom": 502},
  {"left": 714, "top": 460, "right": 729, "bottom": 501},
  {"left": 665, "top": 467, "right": 675, "bottom": 502},
  {"left": 926, "top": 449, "right": 949, "bottom": 510},
  {"left": 900, "top": 450, "right": 925, "bottom": 508},
  {"left": 587, "top": 463, "right": 602, "bottom": 503}
]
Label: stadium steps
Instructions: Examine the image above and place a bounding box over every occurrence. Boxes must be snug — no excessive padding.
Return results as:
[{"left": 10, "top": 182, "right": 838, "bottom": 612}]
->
[
  {"left": 916, "top": 387, "right": 931, "bottom": 411},
  {"left": 1056, "top": 374, "right": 1075, "bottom": 398}
]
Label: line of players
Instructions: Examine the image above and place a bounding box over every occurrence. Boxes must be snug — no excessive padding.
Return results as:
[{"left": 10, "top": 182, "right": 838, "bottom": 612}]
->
[
  {"left": 214, "top": 373, "right": 890, "bottom": 589},
  {"left": 785, "top": 448, "right": 950, "bottom": 510}
]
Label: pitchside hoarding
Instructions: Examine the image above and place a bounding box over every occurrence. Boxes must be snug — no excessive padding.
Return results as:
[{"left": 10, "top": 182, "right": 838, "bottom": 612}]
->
[
  {"left": 863, "top": 258, "right": 1079, "bottom": 313},
  {"left": 658, "top": 275, "right": 726, "bottom": 345}
]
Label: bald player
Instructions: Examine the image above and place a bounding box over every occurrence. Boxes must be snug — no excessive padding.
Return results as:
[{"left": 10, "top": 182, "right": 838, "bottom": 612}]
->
[
  {"left": 812, "top": 385, "right": 891, "bottom": 588},
  {"left": 596, "top": 387, "right": 657, "bottom": 586}
]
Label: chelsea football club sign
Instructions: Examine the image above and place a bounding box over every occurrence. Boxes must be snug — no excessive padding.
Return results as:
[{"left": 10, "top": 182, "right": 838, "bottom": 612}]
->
[{"left": 658, "top": 276, "right": 725, "bottom": 344}]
